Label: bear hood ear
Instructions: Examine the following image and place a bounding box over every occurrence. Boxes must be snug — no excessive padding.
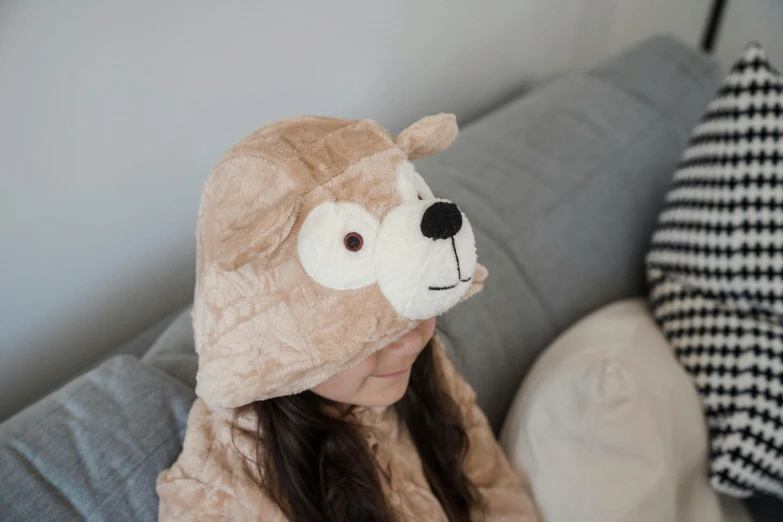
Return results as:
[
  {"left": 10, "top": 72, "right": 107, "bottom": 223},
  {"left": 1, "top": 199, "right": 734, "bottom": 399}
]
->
[{"left": 395, "top": 113, "right": 458, "bottom": 160}]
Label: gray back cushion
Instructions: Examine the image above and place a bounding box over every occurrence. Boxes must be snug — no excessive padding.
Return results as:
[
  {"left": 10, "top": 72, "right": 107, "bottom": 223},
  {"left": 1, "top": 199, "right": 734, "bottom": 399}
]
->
[{"left": 421, "top": 36, "right": 722, "bottom": 430}]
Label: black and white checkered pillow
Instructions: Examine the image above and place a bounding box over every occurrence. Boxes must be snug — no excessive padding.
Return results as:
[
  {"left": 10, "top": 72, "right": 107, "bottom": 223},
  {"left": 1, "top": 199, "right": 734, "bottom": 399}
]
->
[{"left": 647, "top": 43, "right": 783, "bottom": 499}]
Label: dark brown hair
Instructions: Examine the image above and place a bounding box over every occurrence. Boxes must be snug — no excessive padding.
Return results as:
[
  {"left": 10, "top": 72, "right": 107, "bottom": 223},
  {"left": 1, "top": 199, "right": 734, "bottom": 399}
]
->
[{"left": 252, "top": 339, "right": 482, "bottom": 522}]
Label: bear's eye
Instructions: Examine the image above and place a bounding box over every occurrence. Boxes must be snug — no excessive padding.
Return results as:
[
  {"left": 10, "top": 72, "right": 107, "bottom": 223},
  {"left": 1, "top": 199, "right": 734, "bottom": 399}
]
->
[
  {"left": 418, "top": 194, "right": 423, "bottom": 200},
  {"left": 298, "top": 201, "right": 379, "bottom": 290},
  {"left": 344, "top": 232, "right": 364, "bottom": 252}
]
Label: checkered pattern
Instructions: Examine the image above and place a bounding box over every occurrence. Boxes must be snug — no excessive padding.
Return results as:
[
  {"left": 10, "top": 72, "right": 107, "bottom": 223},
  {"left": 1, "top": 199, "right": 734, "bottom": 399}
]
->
[{"left": 647, "top": 43, "right": 783, "bottom": 499}]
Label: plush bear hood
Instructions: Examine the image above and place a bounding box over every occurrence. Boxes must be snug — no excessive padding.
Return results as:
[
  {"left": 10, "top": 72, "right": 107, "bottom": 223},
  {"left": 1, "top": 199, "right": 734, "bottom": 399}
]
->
[{"left": 192, "top": 114, "right": 487, "bottom": 409}]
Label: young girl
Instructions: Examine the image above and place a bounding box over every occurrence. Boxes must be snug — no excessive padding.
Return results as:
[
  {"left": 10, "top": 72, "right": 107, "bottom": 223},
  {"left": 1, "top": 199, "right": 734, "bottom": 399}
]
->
[{"left": 157, "top": 114, "right": 538, "bottom": 521}]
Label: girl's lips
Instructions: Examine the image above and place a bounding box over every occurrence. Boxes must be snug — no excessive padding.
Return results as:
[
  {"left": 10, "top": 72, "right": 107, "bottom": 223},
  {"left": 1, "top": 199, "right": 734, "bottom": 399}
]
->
[{"left": 373, "top": 367, "right": 411, "bottom": 378}]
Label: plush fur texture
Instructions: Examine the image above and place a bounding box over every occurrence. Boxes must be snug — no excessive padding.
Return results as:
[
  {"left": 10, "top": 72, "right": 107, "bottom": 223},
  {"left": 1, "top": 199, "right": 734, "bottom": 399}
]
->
[
  {"left": 157, "top": 337, "right": 539, "bottom": 521},
  {"left": 191, "top": 115, "right": 487, "bottom": 409},
  {"left": 158, "top": 114, "right": 537, "bottom": 520}
]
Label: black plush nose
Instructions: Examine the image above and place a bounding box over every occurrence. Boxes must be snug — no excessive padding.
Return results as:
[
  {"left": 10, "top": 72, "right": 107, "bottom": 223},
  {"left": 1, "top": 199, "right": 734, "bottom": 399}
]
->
[{"left": 420, "top": 201, "right": 463, "bottom": 240}]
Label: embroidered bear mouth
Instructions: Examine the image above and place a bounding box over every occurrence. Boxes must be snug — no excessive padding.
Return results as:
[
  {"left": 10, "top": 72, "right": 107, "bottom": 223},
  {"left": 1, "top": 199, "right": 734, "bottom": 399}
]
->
[
  {"left": 428, "top": 237, "right": 472, "bottom": 291},
  {"left": 428, "top": 277, "right": 472, "bottom": 291}
]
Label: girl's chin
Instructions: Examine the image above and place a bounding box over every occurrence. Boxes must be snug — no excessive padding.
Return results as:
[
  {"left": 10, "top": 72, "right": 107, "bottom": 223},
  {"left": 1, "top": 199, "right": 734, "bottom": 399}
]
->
[
  {"left": 369, "top": 377, "right": 412, "bottom": 406},
  {"left": 346, "top": 376, "right": 411, "bottom": 408}
]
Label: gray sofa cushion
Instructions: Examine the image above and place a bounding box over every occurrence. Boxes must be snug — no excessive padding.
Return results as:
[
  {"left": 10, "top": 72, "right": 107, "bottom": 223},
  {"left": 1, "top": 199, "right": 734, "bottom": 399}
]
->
[
  {"left": 420, "top": 35, "right": 722, "bottom": 431},
  {"left": 141, "top": 306, "right": 198, "bottom": 390},
  {"left": 0, "top": 356, "right": 194, "bottom": 522}
]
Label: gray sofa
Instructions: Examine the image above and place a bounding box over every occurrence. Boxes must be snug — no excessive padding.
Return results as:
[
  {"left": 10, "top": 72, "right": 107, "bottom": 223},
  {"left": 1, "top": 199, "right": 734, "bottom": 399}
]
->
[{"left": 1, "top": 36, "right": 780, "bottom": 521}]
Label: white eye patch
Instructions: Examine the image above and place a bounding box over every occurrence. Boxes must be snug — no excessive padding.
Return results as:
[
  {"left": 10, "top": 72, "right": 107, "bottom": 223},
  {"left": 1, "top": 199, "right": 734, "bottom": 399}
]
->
[
  {"left": 396, "top": 161, "right": 435, "bottom": 202},
  {"left": 297, "top": 202, "right": 380, "bottom": 290}
]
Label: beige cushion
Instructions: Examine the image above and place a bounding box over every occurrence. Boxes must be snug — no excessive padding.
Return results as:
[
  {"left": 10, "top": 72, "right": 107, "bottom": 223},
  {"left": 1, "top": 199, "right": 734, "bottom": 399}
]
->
[{"left": 500, "top": 299, "right": 751, "bottom": 522}]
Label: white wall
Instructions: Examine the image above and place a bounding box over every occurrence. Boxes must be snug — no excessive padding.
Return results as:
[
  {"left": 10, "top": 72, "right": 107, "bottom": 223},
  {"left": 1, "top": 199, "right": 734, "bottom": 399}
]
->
[
  {"left": 715, "top": 0, "right": 783, "bottom": 72},
  {"left": 0, "top": 0, "right": 710, "bottom": 421},
  {"left": 570, "top": 0, "right": 712, "bottom": 68}
]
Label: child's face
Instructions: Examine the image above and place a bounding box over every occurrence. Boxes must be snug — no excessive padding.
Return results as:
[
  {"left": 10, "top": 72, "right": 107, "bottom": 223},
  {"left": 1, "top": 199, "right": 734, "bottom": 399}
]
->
[{"left": 311, "top": 318, "right": 437, "bottom": 407}]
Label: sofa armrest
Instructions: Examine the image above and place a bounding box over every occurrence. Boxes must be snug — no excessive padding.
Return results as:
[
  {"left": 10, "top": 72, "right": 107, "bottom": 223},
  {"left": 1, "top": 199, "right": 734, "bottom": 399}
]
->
[{"left": 0, "top": 356, "right": 195, "bottom": 522}]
